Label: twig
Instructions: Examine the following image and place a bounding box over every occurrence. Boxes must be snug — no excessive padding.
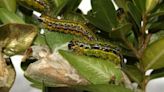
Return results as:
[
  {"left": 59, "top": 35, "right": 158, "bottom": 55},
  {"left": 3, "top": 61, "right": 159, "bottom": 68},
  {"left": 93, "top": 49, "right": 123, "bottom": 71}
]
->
[
  {"left": 138, "top": 33, "right": 152, "bottom": 57},
  {"left": 139, "top": 14, "right": 147, "bottom": 49},
  {"left": 121, "top": 36, "right": 141, "bottom": 59}
]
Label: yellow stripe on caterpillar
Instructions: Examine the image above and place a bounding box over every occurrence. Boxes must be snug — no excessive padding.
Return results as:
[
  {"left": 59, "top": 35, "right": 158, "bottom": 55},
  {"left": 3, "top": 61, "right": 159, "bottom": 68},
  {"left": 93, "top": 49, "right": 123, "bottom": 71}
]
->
[
  {"left": 68, "top": 40, "right": 122, "bottom": 64},
  {"left": 39, "top": 15, "right": 97, "bottom": 41}
]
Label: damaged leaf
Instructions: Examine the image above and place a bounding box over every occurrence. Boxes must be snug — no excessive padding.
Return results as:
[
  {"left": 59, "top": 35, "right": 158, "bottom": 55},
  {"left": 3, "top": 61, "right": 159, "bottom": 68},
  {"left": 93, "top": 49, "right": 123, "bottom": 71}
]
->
[{"left": 0, "top": 23, "right": 37, "bottom": 56}]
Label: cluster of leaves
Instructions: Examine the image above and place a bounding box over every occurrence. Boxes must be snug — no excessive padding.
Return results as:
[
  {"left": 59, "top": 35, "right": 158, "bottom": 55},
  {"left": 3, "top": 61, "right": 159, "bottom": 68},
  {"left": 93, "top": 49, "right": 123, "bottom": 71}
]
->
[{"left": 0, "top": 0, "right": 164, "bottom": 92}]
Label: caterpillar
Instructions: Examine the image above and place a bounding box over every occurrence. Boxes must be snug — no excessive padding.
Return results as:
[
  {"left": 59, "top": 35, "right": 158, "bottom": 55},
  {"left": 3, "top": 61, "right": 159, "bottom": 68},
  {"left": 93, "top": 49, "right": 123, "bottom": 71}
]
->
[
  {"left": 18, "top": 0, "right": 49, "bottom": 13},
  {"left": 39, "top": 15, "right": 97, "bottom": 41},
  {"left": 68, "top": 40, "right": 122, "bottom": 64}
]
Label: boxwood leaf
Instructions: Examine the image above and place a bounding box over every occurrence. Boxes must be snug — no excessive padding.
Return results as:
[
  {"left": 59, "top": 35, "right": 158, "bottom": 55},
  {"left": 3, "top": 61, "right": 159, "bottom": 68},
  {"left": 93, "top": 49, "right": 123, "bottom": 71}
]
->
[
  {"left": 108, "top": 23, "right": 132, "bottom": 39},
  {"left": 122, "top": 65, "right": 143, "bottom": 84},
  {"left": 127, "top": 2, "right": 141, "bottom": 27},
  {"left": 43, "top": 84, "right": 132, "bottom": 92},
  {"left": 132, "top": 0, "right": 145, "bottom": 13},
  {"left": 86, "top": 11, "right": 112, "bottom": 32},
  {"left": 0, "top": 23, "right": 37, "bottom": 56},
  {"left": 150, "top": 3, "right": 164, "bottom": 17},
  {"left": 77, "top": 84, "right": 132, "bottom": 92},
  {"left": 86, "top": 0, "right": 118, "bottom": 32},
  {"left": 0, "top": 0, "right": 16, "bottom": 13},
  {"left": 44, "top": 31, "right": 76, "bottom": 50},
  {"left": 0, "top": 8, "right": 25, "bottom": 24},
  {"left": 63, "top": 12, "right": 86, "bottom": 23},
  {"left": 142, "top": 37, "right": 164, "bottom": 70},
  {"left": 63, "top": 0, "right": 82, "bottom": 12},
  {"left": 149, "top": 31, "right": 164, "bottom": 44},
  {"left": 49, "top": 0, "right": 69, "bottom": 16},
  {"left": 59, "top": 50, "right": 123, "bottom": 84},
  {"left": 113, "top": 0, "right": 128, "bottom": 11},
  {"left": 150, "top": 68, "right": 164, "bottom": 79},
  {"left": 149, "top": 21, "right": 164, "bottom": 32},
  {"left": 146, "top": 0, "right": 160, "bottom": 13},
  {"left": 33, "top": 33, "right": 47, "bottom": 46}
]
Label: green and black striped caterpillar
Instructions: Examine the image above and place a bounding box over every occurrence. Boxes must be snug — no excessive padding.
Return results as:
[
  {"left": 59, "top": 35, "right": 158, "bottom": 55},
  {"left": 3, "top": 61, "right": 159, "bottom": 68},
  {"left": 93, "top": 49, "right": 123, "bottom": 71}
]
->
[
  {"left": 39, "top": 15, "right": 97, "bottom": 41},
  {"left": 18, "top": 0, "right": 50, "bottom": 13},
  {"left": 18, "top": 0, "right": 97, "bottom": 41},
  {"left": 68, "top": 40, "right": 122, "bottom": 64},
  {"left": 18, "top": 0, "right": 123, "bottom": 63}
]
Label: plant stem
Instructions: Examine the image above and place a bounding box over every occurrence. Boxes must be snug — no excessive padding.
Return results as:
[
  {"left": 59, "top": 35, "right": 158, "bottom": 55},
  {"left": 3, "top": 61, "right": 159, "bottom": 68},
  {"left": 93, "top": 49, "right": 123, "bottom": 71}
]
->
[
  {"left": 138, "top": 13, "right": 152, "bottom": 92},
  {"left": 138, "top": 15, "right": 146, "bottom": 48},
  {"left": 138, "top": 33, "right": 152, "bottom": 57},
  {"left": 139, "top": 13, "right": 152, "bottom": 55},
  {"left": 121, "top": 36, "right": 141, "bottom": 59}
]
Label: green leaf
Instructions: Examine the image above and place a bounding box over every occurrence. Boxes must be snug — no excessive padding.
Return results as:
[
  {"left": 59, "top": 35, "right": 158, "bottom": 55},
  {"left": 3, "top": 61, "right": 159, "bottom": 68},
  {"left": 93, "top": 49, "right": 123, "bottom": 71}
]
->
[
  {"left": 151, "top": 11, "right": 164, "bottom": 17},
  {"left": 113, "top": 0, "right": 128, "bottom": 11},
  {"left": 132, "top": 0, "right": 146, "bottom": 13},
  {"left": 59, "top": 50, "right": 123, "bottom": 84},
  {"left": 63, "top": 0, "right": 82, "bottom": 12},
  {"left": 150, "top": 68, "right": 164, "bottom": 79},
  {"left": 108, "top": 23, "right": 132, "bottom": 39},
  {"left": 149, "top": 3, "right": 164, "bottom": 17},
  {"left": 44, "top": 31, "right": 76, "bottom": 50},
  {"left": 149, "top": 31, "right": 164, "bottom": 44},
  {"left": 24, "top": 75, "right": 43, "bottom": 87},
  {"left": 0, "top": 8, "right": 25, "bottom": 24},
  {"left": 0, "top": 0, "right": 16, "bottom": 13},
  {"left": 63, "top": 12, "right": 86, "bottom": 23},
  {"left": 77, "top": 84, "right": 132, "bottom": 92},
  {"left": 86, "top": 12, "right": 112, "bottom": 32},
  {"left": 149, "top": 21, "right": 164, "bottom": 31},
  {"left": 122, "top": 65, "right": 143, "bottom": 84},
  {"left": 50, "top": 0, "right": 69, "bottom": 16},
  {"left": 142, "top": 37, "right": 164, "bottom": 70},
  {"left": 91, "top": 0, "right": 118, "bottom": 27},
  {"left": 43, "top": 84, "right": 132, "bottom": 92},
  {"left": 146, "top": 0, "right": 160, "bottom": 13},
  {"left": 86, "top": 0, "right": 118, "bottom": 32},
  {"left": 33, "top": 33, "right": 47, "bottom": 46},
  {"left": 127, "top": 2, "right": 141, "bottom": 27}
]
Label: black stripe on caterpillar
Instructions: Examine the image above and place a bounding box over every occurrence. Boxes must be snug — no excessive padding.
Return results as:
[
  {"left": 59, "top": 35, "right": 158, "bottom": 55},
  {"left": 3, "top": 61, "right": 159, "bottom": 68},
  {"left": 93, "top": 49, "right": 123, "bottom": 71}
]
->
[
  {"left": 68, "top": 39, "right": 123, "bottom": 64},
  {"left": 39, "top": 15, "right": 97, "bottom": 41}
]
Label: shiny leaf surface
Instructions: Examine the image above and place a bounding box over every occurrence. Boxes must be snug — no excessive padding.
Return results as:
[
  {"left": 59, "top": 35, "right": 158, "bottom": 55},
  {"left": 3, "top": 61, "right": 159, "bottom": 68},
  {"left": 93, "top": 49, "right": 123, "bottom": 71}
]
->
[
  {"left": 142, "top": 37, "right": 164, "bottom": 70},
  {"left": 0, "top": 23, "right": 37, "bottom": 56},
  {"left": 44, "top": 31, "right": 76, "bottom": 51},
  {"left": 86, "top": 0, "right": 118, "bottom": 32},
  {"left": 59, "top": 50, "right": 123, "bottom": 84},
  {"left": 127, "top": 2, "right": 141, "bottom": 27}
]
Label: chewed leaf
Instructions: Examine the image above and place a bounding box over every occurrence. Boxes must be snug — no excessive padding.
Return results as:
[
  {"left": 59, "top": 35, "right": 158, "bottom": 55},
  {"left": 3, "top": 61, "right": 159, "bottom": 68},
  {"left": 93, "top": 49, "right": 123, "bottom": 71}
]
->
[
  {"left": 142, "top": 37, "right": 164, "bottom": 70},
  {"left": 0, "top": 23, "right": 37, "bottom": 56},
  {"left": 59, "top": 50, "right": 123, "bottom": 84}
]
